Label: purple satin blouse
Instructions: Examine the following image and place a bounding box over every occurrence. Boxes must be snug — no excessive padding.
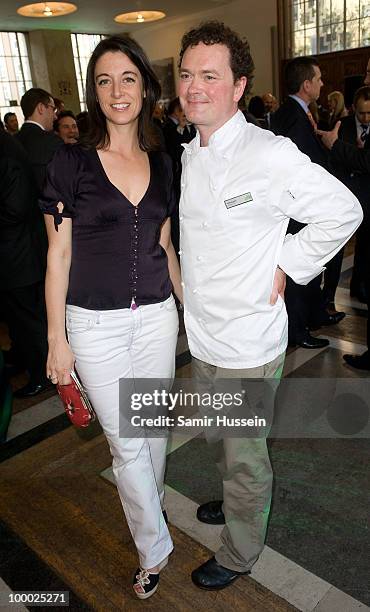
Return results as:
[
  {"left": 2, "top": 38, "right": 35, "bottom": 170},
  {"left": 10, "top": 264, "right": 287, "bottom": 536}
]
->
[{"left": 39, "top": 144, "right": 175, "bottom": 310}]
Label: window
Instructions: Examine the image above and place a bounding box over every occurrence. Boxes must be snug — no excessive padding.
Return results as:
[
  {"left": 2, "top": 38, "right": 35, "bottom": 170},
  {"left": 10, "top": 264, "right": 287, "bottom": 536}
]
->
[
  {"left": 291, "top": 0, "right": 370, "bottom": 55},
  {"left": 71, "top": 33, "right": 106, "bottom": 111},
  {"left": 0, "top": 32, "right": 32, "bottom": 126}
]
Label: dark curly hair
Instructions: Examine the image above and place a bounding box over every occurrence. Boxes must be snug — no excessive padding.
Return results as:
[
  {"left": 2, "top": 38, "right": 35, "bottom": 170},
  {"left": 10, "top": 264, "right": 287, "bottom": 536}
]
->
[{"left": 179, "top": 21, "right": 254, "bottom": 94}]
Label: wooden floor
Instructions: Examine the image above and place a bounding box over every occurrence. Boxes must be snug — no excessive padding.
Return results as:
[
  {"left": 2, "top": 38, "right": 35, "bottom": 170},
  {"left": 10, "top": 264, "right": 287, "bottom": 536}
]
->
[{"left": 0, "top": 427, "right": 297, "bottom": 611}]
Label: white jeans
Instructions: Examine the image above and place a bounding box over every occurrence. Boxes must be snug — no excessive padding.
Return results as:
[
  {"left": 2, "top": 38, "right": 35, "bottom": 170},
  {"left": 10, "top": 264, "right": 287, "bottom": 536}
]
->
[{"left": 66, "top": 295, "right": 179, "bottom": 568}]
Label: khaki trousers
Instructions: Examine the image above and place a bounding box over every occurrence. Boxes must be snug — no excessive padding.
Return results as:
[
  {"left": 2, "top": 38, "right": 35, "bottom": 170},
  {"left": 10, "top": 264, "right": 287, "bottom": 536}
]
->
[{"left": 192, "top": 352, "right": 285, "bottom": 572}]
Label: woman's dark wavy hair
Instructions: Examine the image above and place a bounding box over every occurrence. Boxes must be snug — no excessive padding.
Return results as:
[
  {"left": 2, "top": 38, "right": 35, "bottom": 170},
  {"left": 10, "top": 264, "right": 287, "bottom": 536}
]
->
[
  {"left": 83, "top": 35, "right": 161, "bottom": 151},
  {"left": 179, "top": 21, "right": 254, "bottom": 95}
]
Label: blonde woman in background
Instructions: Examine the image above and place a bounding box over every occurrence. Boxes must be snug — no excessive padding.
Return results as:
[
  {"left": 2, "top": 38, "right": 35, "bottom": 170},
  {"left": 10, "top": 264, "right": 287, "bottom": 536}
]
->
[{"left": 328, "top": 91, "right": 348, "bottom": 129}]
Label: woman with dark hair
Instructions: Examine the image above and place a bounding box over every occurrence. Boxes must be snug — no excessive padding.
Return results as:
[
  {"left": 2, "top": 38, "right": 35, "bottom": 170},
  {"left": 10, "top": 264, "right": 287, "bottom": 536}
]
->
[{"left": 39, "top": 36, "right": 182, "bottom": 599}]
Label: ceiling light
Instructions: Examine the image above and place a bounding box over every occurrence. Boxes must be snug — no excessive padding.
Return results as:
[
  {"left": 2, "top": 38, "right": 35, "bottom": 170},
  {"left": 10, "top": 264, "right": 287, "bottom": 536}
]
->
[
  {"left": 114, "top": 10, "right": 166, "bottom": 24},
  {"left": 17, "top": 2, "right": 77, "bottom": 18}
]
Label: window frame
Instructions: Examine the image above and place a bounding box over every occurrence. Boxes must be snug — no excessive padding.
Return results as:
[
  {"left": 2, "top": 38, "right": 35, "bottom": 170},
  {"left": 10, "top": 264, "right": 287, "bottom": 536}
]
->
[
  {"left": 289, "top": 0, "right": 370, "bottom": 56},
  {"left": 0, "top": 31, "right": 33, "bottom": 127},
  {"left": 71, "top": 33, "right": 106, "bottom": 111}
]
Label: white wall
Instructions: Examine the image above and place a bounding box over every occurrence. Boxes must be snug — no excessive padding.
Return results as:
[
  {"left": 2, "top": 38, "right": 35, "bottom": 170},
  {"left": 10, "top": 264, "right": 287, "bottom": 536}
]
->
[{"left": 133, "top": 0, "right": 277, "bottom": 97}]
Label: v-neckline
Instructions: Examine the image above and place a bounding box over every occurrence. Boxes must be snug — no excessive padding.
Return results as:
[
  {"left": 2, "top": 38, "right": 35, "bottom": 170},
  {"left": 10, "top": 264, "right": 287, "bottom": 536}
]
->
[{"left": 94, "top": 149, "right": 152, "bottom": 208}]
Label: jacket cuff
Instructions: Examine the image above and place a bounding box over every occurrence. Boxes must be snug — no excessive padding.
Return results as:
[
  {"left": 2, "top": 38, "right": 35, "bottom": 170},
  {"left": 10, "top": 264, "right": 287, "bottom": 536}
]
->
[{"left": 279, "top": 234, "right": 325, "bottom": 285}]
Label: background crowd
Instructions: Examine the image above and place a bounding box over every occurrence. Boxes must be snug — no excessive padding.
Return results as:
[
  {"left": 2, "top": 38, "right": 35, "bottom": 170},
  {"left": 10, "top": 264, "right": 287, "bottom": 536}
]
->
[{"left": 0, "top": 51, "right": 369, "bottom": 405}]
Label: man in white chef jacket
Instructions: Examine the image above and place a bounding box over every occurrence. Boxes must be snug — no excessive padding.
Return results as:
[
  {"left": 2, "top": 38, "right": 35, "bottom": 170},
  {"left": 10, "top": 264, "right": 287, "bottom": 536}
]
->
[{"left": 178, "top": 21, "right": 363, "bottom": 591}]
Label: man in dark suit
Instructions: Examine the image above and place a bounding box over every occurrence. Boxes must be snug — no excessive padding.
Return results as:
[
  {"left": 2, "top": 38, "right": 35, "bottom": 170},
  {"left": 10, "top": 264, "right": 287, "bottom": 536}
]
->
[
  {"left": 15, "top": 88, "right": 63, "bottom": 193},
  {"left": 163, "top": 97, "right": 195, "bottom": 140},
  {"left": 0, "top": 130, "right": 50, "bottom": 396},
  {"left": 162, "top": 97, "right": 196, "bottom": 255},
  {"left": 262, "top": 92, "right": 278, "bottom": 130},
  {"left": 318, "top": 62, "right": 370, "bottom": 371},
  {"left": 162, "top": 97, "right": 196, "bottom": 194},
  {"left": 319, "top": 118, "right": 370, "bottom": 370},
  {"left": 271, "top": 57, "right": 344, "bottom": 349},
  {"left": 333, "top": 86, "right": 370, "bottom": 303},
  {"left": 339, "top": 87, "right": 370, "bottom": 146},
  {"left": 15, "top": 88, "right": 63, "bottom": 269}
]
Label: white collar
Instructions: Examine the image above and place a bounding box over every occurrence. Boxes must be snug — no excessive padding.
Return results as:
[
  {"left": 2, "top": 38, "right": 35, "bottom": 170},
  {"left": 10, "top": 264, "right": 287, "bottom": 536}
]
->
[
  {"left": 182, "top": 110, "right": 246, "bottom": 161},
  {"left": 289, "top": 94, "right": 310, "bottom": 114},
  {"left": 355, "top": 115, "right": 369, "bottom": 131},
  {"left": 24, "top": 120, "right": 45, "bottom": 131}
]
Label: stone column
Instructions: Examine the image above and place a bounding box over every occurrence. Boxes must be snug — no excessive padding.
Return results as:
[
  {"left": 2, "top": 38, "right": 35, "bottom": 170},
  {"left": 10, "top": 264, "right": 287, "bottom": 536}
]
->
[{"left": 27, "top": 30, "right": 80, "bottom": 114}]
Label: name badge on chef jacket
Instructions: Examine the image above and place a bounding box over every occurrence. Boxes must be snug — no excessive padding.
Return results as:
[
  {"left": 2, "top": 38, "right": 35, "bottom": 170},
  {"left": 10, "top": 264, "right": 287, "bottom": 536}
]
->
[{"left": 224, "top": 192, "right": 253, "bottom": 209}]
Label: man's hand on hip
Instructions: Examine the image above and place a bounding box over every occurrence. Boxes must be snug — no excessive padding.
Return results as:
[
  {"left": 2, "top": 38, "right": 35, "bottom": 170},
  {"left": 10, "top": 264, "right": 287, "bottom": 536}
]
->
[{"left": 270, "top": 266, "right": 286, "bottom": 305}]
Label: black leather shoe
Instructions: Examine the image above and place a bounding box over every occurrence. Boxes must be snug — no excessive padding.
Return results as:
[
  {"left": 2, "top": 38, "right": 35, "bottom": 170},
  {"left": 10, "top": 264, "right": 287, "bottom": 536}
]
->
[
  {"left": 197, "top": 500, "right": 225, "bottom": 525},
  {"left": 310, "top": 312, "right": 345, "bottom": 330},
  {"left": 325, "top": 311, "right": 345, "bottom": 325},
  {"left": 14, "top": 380, "right": 53, "bottom": 398},
  {"left": 343, "top": 353, "right": 370, "bottom": 371},
  {"left": 191, "top": 556, "right": 250, "bottom": 590},
  {"left": 299, "top": 336, "right": 329, "bottom": 349},
  {"left": 289, "top": 334, "right": 330, "bottom": 349}
]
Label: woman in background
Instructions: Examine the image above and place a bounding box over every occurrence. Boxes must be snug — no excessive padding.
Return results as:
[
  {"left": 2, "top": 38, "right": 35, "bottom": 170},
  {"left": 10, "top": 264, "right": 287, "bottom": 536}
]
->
[{"left": 328, "top": 90, "right": 348, "bottom": 129}]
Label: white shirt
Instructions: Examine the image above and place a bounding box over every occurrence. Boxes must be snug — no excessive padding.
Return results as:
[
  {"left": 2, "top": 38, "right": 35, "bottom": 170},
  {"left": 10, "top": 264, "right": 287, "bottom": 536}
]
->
[
  {"left": 179, "top": 110, "right": 362, "bottom": 369},
  {"left": 289, "top": 94, "right": 309, "bottom": 114},
  {"left": 355, "top": 115, "right": 370, "bottom": 141}
]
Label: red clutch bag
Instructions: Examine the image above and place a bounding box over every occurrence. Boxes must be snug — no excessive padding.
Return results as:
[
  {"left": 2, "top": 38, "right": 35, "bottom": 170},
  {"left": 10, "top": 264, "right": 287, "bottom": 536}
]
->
[{"left": 57, "top": 370, "right": 95, "bottom": 428}]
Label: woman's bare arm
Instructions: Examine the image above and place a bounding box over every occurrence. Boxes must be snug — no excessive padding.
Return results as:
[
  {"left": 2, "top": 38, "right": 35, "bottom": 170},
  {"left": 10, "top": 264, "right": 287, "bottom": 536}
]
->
[{"left": 44, "top": 209, "right": 74, "bottom": 385}]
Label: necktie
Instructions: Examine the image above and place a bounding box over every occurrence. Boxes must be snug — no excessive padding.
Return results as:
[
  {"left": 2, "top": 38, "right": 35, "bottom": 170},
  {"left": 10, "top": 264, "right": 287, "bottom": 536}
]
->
[
  {"left": 360, "top": 123, "right": 368, "bottom": 143},
  {"left": 307, "top": 110, "right": 317, "bottom": 131}
]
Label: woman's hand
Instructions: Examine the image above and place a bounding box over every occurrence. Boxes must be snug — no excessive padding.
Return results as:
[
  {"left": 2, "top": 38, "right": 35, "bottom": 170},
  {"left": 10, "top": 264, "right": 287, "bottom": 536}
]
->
[{"left": 46, "top": 338, "right": 75, "bottom": 385}]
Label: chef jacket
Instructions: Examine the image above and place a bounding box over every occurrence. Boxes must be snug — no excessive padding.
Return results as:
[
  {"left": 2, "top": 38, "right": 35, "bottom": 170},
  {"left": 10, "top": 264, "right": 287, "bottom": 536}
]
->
[{"left": 179, "top": 110, "right": 362, "bottom": 368}]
